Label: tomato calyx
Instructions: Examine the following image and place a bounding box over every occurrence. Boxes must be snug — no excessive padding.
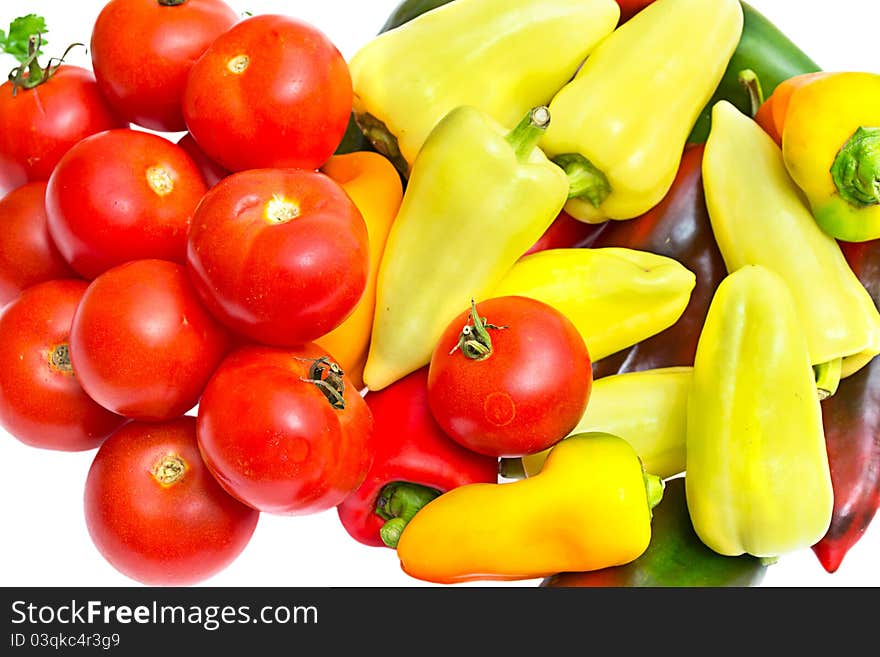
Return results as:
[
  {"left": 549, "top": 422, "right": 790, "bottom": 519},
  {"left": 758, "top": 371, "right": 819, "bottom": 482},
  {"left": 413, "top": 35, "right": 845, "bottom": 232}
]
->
[
  {"left": 158, "top": 0, "right": 188, "bottom": 7},
  {"left": 298, "top": 355, "right": 347, "bottom": 410},
  {"left": 375, "top": 481, "right": 441, "bottom": 548},
  {"left": 7, "top": 33, "right": 82, "bottom": 96},
  {"left": 449, "top": 299, "right": 508, "bottom": 361},
  {"left": 48, "top": 343, "right": 73, "bottom": 374},
  {"left": 151, "top": 453, "right": 187, "bottom": 487}
]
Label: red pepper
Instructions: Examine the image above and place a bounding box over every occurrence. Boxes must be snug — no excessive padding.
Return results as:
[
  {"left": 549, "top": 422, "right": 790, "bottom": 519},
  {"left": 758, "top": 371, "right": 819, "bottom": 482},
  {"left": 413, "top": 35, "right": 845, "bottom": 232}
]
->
[
  {"left": 616, "top": 0, "right": 657, "bottom": 23},
  {"left": 810, "top": 240, "right": 880, "bottom": 573},
  {"left": 588, "top": 144, "right": 727, "bottom": 379},
  {"left": 523, "top": 209, "right": 606, "bottom": 258},
  {"left": 336, "top": 367, "right": 498, "bottom": 548}
]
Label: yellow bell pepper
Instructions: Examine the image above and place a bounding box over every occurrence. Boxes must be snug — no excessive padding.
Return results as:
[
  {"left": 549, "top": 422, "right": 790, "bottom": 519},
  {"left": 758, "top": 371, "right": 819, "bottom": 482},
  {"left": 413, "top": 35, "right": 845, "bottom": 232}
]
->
[
  {"left": 348, "top": 0, "right": 620, "bottom": 177},
  {"left": 521, "top": 366, "right": 691, "bottom": 480},
  {"left": 363, "top": 106, "right": 569, "bottom": 391},
  {"left": 395, "top": 432, "right": 664, "bottom": 584},
  {"left": 316, "top": 152, "right": 403, "bottom": 390},
  {"left": 489, "top": 247, "right": 695, "bottom": 363},
  {"left": 540, "top": 0, "right": 743, "bottom": 223},
  {"left": 703, "top": 100, "right": 880, "bottom": 381},
  {"left": 686, "top": 264, "right": 833, "bottom": 558},
  {"left": 779, "top": 72, "right": 880, "bottom": 243}
]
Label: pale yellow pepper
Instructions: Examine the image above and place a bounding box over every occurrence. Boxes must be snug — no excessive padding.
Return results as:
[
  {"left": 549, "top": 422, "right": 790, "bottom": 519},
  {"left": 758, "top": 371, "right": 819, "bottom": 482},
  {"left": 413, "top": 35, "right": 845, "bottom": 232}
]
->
[
  {"left": 522, "top": 366, "right": 691, "bottom": 480},
  {"left": 396, "top": 432, "right": 664, "bottom": 584},
  {"left": 490, "top": 248, "right": 695, "bottom": 363},
  {"left": 540, "top": 0, "right": 743, "bottom": 223}
]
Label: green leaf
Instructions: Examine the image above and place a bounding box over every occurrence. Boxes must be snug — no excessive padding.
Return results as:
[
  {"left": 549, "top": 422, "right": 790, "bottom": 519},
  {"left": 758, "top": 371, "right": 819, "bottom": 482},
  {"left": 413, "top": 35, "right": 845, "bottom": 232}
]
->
[{"left": 0, "top": 14, "right": 48, "bottom": 64}]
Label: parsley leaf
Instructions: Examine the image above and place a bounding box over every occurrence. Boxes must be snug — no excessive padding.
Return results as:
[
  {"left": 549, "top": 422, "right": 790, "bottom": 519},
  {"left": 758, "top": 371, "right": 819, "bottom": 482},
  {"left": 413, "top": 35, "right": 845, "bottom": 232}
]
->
[{"left": 0, "top": 14, "right": 48, "bottom": 64}]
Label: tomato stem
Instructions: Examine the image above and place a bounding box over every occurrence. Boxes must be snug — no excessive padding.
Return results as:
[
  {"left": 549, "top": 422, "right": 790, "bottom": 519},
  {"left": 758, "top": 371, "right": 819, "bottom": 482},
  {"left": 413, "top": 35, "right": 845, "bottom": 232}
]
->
[
  {"left": 158, "top": 0, "right": 187, "bottom": 6},
  {"left": 7, "top": 34, "right": 83, "bottom": 96},
  {"left": 449, "top": 299, "right": 507, "bottom": 361},
  {"left": 48, "top": 343, "right": 73, "bottom": 374},
  {"left": 297, "top": 355, "right": 346, "bottom": 410},
  {"left": 151, "top": 454, "right": 187, "bottom": 486}
]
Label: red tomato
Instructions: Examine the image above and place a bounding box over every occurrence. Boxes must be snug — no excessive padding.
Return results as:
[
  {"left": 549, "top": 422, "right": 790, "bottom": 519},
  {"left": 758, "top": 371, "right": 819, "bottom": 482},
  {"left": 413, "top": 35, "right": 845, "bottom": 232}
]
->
[
  {"left": 0, "top": 182, "right": 76, "bottom": 306},
  {"left": 0, "top": 279, "right": 127, "bottom": 451},
  {"left": 176, "top": 132, "right": 230, "bottom": 189},
  {"left": 182, "top": 14, "right": 353, "bottom": 171},
  {"left": 45, "top": 129, "right": 208, "bottom": 280},
  {"left": 70, "top": 259, "right": 232, "bottom": 421},
  {"left": 0, "top": 65, "right": 126, "bottom": 184},
  {"left": 196, "top": 344, "right": 374, "bottom": 515},
  {"left": 90, "top": 0, "right": 239, "bottom": 132},
  {"left": 427, "top": 296, "right": 592, "bottom": 458},
  {"left": 84, "top": 416, "right": 259, "bottom": 586},
  {"left": 186, "top": 168, "right": 369, "bottom": 347}
]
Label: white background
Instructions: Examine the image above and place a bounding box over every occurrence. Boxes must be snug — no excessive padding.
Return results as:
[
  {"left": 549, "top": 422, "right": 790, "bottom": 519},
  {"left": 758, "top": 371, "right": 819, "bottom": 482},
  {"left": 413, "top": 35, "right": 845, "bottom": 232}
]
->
[{"left": 1, "top": 0, "right": 879, "bottom": 588}]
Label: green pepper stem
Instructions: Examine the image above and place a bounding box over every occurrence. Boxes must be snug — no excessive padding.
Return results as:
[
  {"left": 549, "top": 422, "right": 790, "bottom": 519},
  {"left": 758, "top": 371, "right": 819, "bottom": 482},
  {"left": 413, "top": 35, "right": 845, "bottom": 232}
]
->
[
  {"left": 814, "top": 358, "right": 843, "bottom": 400},
  {"left": 554, "top": 153, "right": 612, "bottom": 208},
  {"left": 505, "top": 106, "right": 551, "bottom": 161},
  {"left": 830, "top": 126, "right": 880, "bottom": 208},
  {"left": 375, "top": 482, "right": 441, "bottom": 548},
  {"left": 644, "top": 473, "right": 665, "bottom": 511},
  {"left": 499, "top": 457, "right": 526, "bottom": 480},
  {"left": 737, "top": 69, "right": 764, "bottom": 119}
]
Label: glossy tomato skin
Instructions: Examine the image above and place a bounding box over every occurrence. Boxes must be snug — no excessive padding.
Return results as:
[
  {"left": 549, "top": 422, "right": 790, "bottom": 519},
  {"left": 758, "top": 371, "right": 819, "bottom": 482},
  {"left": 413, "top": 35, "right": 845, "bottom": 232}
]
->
[
  {"left": 46, "top": 129, "right": 208, "bottom": 280},
  {"left": 0, "top": 66, "right": 126, "bottom": 184},
  {"left": 84, "top": 416, "right": 260, "bottom": 586},
  {"left": 186, "top": 168, "right": 369, "bottom": 347},
  {"left": 0, "top": 279, "right": 127, "bottom": 451},
  {"left": 90, "top": 0, "right": 239, "bottom": 132},
  {"left": 182, "top": 14, "right": 353, "bottom": 172},
  {"left": 0, "top": 182, "right": 76, "bottom": 306},
  {"left": 176, "top": 132, "right": 229, "bottom": 189},
  {"left": 196, "top": 344, "right": 374, "bottom": 515},
  {"left": 427, "top": 296, "right": 592, "bottom": 458},
  {"left": 70, "top": 259, "right": 232, "bottom": 422}
]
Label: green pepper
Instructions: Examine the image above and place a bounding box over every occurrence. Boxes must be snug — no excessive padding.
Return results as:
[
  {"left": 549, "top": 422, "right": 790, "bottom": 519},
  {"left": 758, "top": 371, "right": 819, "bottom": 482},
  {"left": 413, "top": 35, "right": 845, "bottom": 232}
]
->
[
  {"left": 348, "top": 0, "right": 620, "bottom": 177},
  {"left": 541, "top": 477, "right": 769, "bottom": 587},
  {"left": 363, "top": 106, "right": 569, "bottom": 391},
  {"left": 686, "top": 264, "right": 833, "bottom": 558},
  {"left": 688, "top": 1, "right": 821, "bottom": 144}
]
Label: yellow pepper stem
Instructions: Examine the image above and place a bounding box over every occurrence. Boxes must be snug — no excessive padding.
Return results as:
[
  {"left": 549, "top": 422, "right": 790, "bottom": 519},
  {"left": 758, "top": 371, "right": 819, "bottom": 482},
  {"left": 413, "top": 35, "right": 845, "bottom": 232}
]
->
[
  {"left": 644, "top": 472, "right": 665, "bottom": 513},
  {"left": 505, "top": 106, "right": 551, "bottom": 160},
  {"left": 737, "top": 68, "right": 764, "bottom": 119},
  {"left": 376, "top": 482, "right": 441, "bottom": 548},
  {"left": 553, "top": 152, "right": 612, "bottom": 208},
  {"left": 354, "top": 111, "right": 410, "bottom": 178},
  {"left": 830, "top": 126, "right": 880, "bottom": 208},
  {"left": 814, "top": 357, "right": 843, "bottom": 400}
]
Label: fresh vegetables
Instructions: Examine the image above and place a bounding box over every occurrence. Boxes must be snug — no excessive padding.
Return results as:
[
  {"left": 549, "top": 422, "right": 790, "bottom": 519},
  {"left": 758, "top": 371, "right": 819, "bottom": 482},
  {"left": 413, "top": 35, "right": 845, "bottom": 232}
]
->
[
  {"left": 540, "top": 0, "right": 743, "bottom": 222},
  {"left": 542, "top": 477, "right": 769, "bottom": 587},
  {"left": 2, "top": 0, "right": 878, "bottom": 590},
  {"left": 702, "top": 100, "right": 880, "bottom": 381},
  {"left": 395, "top": 432, "right": 664, "bottom": 584},
  {"left": 427, "top": 297, "right": 592, "bottom": 458},
  {"left": 776, "top": 73, "right": 880, "bottom": 243},
  {"left": 337, "top": 367, "right": 498, "bottom": 548},
  {"left": 362, "top": 106, "right": 569, "bottom": 391},
  {"left": 686, "top": 265, "right": 833, "bottom": 557},
  {"left": 349, "top": 0, "right": 620, "bottom": 177}
]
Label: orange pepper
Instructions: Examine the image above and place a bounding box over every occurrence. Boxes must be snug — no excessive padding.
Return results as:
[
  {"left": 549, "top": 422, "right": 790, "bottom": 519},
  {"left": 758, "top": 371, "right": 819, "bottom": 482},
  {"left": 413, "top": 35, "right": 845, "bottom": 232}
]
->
[
  {"left": 754, "top": 71, "right": 829, "bottom": 145},
  {"left": 317, "top": 152, "right": 403, "bottom": 390}
]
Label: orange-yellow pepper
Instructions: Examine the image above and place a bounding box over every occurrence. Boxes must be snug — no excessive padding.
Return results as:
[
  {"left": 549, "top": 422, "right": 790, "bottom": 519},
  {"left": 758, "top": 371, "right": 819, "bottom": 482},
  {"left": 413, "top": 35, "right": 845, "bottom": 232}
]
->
[
  {"left": 395, "top": 432, "right": 664, "bottom": 584},
  {"left": 317, "top": 152, "right": 403, "bottom": 390}
]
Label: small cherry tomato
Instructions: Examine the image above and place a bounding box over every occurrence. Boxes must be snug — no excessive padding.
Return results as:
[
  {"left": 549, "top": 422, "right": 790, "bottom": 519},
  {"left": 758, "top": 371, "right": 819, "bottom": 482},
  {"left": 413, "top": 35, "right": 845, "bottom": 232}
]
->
[
  {"left": 427, "top": 296, "right": 592, "bottom": 458},
  {"left": 196, "top": 344, "right": 374, "bottom": 515},
  {"left": 186, "top": 167, "right": 369, "bottom": 347},
  {"left": 0, "top": 182, "right": 76, "bottom": 307},
  {"left": 0, "top": 279, "right": 127, "bottom": 451},
  {"left": 90, "top": 0, "right": 240, "bottom": 132},
  {"left": 70, "top": 259, "right": 232, "bottom": 421},
  {"left": 84, "top": 416, "right": 260, "bottom": 586},
  {"left": 182, "top": 13, "right": 353, "bottom": 171},
  {"left": 46, "top": 128, "right": 208, "bottom": 280},
  {"left": 0, "top": 63, "right": 126, "bottom": 185}
]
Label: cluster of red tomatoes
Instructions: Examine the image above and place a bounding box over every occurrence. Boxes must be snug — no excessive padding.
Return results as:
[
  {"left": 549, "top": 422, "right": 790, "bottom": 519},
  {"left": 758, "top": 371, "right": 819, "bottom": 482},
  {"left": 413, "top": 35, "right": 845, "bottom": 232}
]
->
[{"left": 0, "top": 0, "right": 593, "bottom": 586}]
